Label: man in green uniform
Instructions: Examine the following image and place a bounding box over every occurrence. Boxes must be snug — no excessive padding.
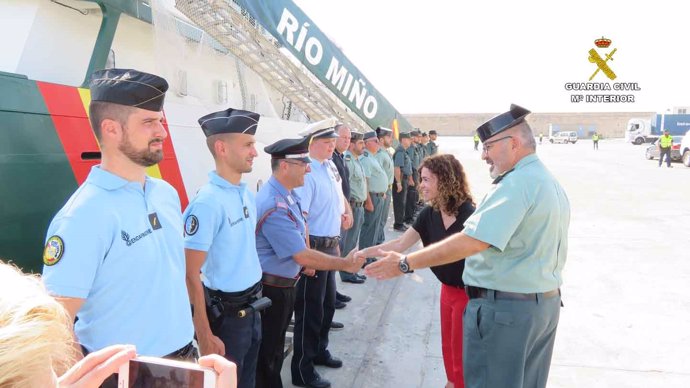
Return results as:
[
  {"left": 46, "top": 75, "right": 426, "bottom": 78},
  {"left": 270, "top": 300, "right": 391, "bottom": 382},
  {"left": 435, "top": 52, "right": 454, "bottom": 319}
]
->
[
  {"left": 404, "top": 130, "right": 422, "bottom": 224},
  {"left": 374, "top": 127, "right": 395, "bottom": 244},
  {"left": 340, "top": 131, "right": 368, "bottom": 283},
  {"left": 358, "top": 131, "right": 389, "bottom": 265},
  {"left": 366, "top": 104, "right": 570, "bottom": 388},
  {"left": 426, "top": 130, "right": 439, "bottom": 156},
  {"left": 392, "top": 132, "right": 413, "bottom": 232}
]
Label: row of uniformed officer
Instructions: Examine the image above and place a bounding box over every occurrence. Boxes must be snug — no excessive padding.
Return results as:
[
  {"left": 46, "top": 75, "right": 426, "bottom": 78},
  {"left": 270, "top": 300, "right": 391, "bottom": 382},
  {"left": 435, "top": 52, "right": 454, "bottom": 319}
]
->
[
  {"left": 255, "top": 134, "right": 363, "bottom": 388},
  {"left": 339, "top": 131, "right": 367, "bottom": 283},
  {"left": 392, "top": 132, "right": 414, "bottom": 231}
]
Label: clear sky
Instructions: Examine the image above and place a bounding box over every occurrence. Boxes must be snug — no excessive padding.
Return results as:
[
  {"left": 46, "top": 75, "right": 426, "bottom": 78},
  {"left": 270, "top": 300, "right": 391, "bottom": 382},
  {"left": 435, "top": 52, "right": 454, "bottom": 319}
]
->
[{"left": 293, "top": 0, "right": 689, "bottom": 114}]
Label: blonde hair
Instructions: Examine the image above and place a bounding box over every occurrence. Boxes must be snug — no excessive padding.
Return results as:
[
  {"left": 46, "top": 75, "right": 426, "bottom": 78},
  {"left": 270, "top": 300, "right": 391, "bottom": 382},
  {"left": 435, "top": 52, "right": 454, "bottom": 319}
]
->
[{"left": 0, "top": 261, "right": 75, "bottom": 387}]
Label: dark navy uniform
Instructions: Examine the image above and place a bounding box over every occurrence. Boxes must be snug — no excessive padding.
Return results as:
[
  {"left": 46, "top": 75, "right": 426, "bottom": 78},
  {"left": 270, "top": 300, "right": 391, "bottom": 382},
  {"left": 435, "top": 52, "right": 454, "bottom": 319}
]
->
[
  {"left": 392, "top": 132, "right": 412, "bottom": 230},
  {"left": 255, "top": 137, "right": 311, "bottom": 388},
  {"left": 183, "top": 108, "right": 264, "bottom": 388}
]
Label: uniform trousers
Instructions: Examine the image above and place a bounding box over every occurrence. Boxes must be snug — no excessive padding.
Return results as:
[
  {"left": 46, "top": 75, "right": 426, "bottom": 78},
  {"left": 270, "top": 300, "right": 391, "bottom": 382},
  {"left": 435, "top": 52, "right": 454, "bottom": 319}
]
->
[
  {"left": 291, "top": 245, "right": 338, "bottom": 385},
  {"left": 215, "top": 307, "right": 262, "bottom": 388},
  {"left": 404, "top": 170, "right": 420, "bottom": 223},
  {"left": 593, "top": 140, "right": 599, "bottom": 150},
  {"left": 462, "top": 290, "right": 561, "bottom": 388},
  {"left": 440, "top": 284, "right": 469, "bottom": 387},
  {"left": 340, "top": 204, "right": 364, "bottom": 279},
  {"left": 377, "top": 188, "right": 392, "bottom": 244},
  {"left": 359, "top": 193, "right": 385, "bottom": 252},
  {"left": 392, "top": 177, "right": 408, "bottom": 227},
  {"left": 256, "top": 284, "right": 297, "bottom": 388}
]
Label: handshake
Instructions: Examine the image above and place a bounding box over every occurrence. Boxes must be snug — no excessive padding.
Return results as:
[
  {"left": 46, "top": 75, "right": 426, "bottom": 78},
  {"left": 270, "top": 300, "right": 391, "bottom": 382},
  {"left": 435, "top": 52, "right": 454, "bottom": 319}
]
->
[{"left": 338, "top": 248, "right": 406, "bottom": 280}]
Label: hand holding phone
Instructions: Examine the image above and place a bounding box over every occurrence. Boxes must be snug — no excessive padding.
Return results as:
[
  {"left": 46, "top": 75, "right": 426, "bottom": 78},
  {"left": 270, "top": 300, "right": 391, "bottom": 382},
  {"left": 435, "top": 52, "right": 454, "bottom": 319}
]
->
[{"left": 118, "top": 356, "right": 217, "bottom": 388}]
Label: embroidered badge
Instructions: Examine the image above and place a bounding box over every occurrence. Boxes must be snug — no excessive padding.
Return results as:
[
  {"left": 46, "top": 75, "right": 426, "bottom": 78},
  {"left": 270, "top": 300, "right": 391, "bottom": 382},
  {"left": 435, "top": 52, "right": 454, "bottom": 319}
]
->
[
  {"left": 185, "top": 215, "right": 199, "bottom": 236},
  {"left": 148, "top": 212, "right": 162, "bottom": 230},
  {"left": 43, "top": 235, "right": 64, "bottom": 266}
]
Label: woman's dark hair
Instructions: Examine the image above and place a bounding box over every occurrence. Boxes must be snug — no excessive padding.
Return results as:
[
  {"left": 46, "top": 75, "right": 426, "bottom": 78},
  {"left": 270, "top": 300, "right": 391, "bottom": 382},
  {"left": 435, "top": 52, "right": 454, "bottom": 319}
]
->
[{"left": 419, "top": 154, "right": 474, "bottom": 214}]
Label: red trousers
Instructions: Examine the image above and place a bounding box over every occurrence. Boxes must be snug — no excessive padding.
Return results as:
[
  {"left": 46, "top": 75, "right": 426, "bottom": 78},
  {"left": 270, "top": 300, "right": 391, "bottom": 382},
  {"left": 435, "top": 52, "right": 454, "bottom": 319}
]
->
[{"left": 440, "top": 284, "right": 469, "bottom": 387}]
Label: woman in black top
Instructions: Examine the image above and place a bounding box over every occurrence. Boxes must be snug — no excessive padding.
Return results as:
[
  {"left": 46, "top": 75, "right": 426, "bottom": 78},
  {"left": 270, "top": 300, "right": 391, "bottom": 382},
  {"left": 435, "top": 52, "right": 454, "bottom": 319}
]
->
[{"left": 358, "top": 154, "right": 475, "bottom": 388}]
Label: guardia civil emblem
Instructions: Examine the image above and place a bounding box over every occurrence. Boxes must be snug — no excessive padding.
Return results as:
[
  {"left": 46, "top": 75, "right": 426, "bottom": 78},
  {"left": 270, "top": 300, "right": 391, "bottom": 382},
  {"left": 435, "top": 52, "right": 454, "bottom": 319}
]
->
[{"left": 588, "top": 37, "right": 616, "bottom": 81}]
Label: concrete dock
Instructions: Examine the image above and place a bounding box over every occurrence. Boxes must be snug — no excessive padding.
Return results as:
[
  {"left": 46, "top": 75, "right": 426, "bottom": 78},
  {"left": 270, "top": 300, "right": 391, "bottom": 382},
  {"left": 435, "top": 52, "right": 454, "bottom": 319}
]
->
[{"left": 282, "top": 137, "right": 690, "bottom": 387}]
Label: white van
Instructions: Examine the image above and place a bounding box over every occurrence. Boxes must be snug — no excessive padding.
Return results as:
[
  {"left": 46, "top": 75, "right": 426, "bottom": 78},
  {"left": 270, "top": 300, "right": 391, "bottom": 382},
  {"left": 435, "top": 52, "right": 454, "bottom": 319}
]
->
[{"left": 549, "top": 131, "right": 578, "bottom": 144}]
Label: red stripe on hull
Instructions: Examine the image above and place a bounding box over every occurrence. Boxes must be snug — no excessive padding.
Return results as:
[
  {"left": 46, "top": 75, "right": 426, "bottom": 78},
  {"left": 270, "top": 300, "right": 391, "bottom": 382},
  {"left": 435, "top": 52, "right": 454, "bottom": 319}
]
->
[
  {"left": 36, "top": 81, "right": 100, "bottom": 185},
  {"left": 159, "top": 115, "right": 189, "bottom": 209}
]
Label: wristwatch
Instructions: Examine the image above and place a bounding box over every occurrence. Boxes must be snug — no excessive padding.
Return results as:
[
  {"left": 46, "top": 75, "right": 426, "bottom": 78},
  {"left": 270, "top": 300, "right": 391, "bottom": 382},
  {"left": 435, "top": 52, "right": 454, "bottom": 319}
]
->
[{"left": 398, "top": 255, "right": 414, "bottom": 274}]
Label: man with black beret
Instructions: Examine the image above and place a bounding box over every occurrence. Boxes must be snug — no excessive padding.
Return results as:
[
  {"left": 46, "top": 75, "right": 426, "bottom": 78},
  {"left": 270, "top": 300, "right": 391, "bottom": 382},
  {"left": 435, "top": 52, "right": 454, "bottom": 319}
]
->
[
  {"left": 42, "top": 69, "right": 196, "bottom": 379},
  {"left": 183, "top": 107, "right": 264, "bottom": 388},
  {"left": 367, "top": 104, "right": 570, "bottom": 388}
]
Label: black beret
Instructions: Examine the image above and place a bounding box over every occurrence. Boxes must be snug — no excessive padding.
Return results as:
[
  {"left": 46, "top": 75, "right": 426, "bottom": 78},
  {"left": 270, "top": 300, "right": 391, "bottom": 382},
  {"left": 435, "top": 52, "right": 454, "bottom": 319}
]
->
[
  {"left": 89, "top": 68, "right": 168, "bottom": 112},
  {"left": 264, "top": 136, "right": 311, "bottom": 163},
  {"left": 376, "top": 126, "right": 393, "bottom": 137},
  {"left": 198, "top": 108, "right": 260, "bottom": 137},
  {"left": 363, "top": 131, "right": 377, "bottom": 141},
  {"left": 351, "top": 131, "right": 364, "bottom": 141},
  {"left": 477, "top": 104, "right": 531, "bottom": 142},
  {"left": 399, "top": 132, "right": 411, "bottom": 139},
  {"left": 429, "top": 130, "right": 437, "bottom": 135}
]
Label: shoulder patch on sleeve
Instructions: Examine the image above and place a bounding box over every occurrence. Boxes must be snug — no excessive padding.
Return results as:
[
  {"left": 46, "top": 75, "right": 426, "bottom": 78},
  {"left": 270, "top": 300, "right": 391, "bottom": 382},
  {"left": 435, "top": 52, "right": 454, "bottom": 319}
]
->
[
  {"left": 184, "top": 214, "right": 199, "bottom": 236},
  {"left": 43, "top": 235, "right": 64, "bottom": 266},
  {"left": 274, "top": 196, "right": 289, "bottom": 210}
]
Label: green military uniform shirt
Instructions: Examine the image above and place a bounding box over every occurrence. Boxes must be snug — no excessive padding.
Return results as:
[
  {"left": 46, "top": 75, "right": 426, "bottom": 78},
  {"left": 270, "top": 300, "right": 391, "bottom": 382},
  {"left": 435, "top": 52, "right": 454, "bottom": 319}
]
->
[
  {"left": 374, "top": 147, "right": 395, "bottom": 186},
  {"left": 344, "top": 151, "right": 367, "bottom": 202},
  {"left": 406, "top": 143, "right": 420, "bottom": 170},
  {"left": 360, "top": 150, "right": 389, "bottom": 193},
  {"left": 393, "top": 145, "right": 412, "bottom": 176},
  {"left": 462, "top": 154, "right": 570, "bottom": 293},
  {"left": 426, "top": 141, "right": 438, "bottom": 156}
]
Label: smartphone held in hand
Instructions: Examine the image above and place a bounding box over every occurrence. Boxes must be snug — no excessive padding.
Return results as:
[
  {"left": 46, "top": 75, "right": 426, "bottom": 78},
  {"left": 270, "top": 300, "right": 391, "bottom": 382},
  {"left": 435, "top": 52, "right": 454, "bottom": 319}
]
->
[{"left": 118, "top": 356, "right": 216, "bottom": 388}]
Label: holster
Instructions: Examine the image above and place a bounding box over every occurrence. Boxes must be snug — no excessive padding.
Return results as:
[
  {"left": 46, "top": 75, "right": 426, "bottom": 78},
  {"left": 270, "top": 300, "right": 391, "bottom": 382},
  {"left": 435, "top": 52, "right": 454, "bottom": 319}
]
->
[{"left": 203, "top": 286, "right": 225, "bottom": 332}]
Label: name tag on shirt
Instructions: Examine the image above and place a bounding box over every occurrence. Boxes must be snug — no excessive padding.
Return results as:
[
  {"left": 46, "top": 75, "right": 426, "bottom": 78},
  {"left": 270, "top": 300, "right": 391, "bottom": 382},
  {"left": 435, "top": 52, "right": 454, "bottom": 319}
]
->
[{"left": 148, "top": 213, "right": 162, "bottom": 230}]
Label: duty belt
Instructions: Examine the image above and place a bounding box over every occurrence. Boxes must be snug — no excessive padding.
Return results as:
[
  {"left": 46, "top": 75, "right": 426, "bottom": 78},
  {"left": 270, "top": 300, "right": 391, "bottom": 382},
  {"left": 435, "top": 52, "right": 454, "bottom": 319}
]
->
[
  {"left": 349, "top": 199, "right": 364, "bottom": 207},
  {"left": 465, "top": 286, "right": 560, "bottom": 301},
  {"left": 309, "top": 235, "right": 340, "bottom": 249},
  {"left": 370, "top": 192, "right": 385, "bottom": 198},
  {"left": 262, "top": 272, "right": 299, "bottom": 288}
]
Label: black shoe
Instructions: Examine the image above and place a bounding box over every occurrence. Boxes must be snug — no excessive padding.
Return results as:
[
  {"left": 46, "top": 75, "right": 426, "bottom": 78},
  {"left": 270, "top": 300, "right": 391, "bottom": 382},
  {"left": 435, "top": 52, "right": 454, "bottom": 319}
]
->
[
  {"left": 334, "top": 299, "right": 346, "bottom": 309},
  {"left": 364, "top": 257, "right": 377, "bottom": 267},
  {"left": 293, "top": 376, "right": 332, "bottom": 388},
  {"left": 314, "top": 355, "right": 343, "bottom": 369},
  {"left": 330, "top": 321, "right": 344, "bottom": 330},
  {"left": 340, "top": 273, "right": 365, "bottom": 284},
  {"left": 336, "top": 292, "right": 352, "bottom": 302},
  {"left": 393, "top": 224, "right": 408, "bottom": 232},
  {"left": 356, "top": 273, "right": 367, "bottom": 280}
]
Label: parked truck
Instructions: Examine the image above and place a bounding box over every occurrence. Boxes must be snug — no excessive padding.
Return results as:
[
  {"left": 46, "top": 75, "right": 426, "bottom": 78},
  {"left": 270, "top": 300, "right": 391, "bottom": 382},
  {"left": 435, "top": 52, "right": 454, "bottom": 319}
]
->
[{"left": 626, "top": 114, "right": 690, "bottom": 145}]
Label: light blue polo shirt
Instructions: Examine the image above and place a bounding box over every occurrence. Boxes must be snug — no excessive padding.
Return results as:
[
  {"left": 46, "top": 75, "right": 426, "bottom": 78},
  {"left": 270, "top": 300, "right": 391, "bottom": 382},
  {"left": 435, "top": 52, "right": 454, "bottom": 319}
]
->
[
  {"left": 294, "top": 159, "right": 342, "bottom": 237},
  {"left": 42, "top": 166, "right": 194, "bottom": 356},
  {"left": 361, "top": 150, "right": 389, "bottom": 193},
  {"left": 182, "top": 171, "right": 262, "bottom": 293},
  {"left": 255, "top": 177, "right": 307, "bottom": 278},
  {"left": 374, "top": 147, "right": 395, "bottom": 186},
  {"left": 462, "top": 154, "right": 570, "bottom": 293}
]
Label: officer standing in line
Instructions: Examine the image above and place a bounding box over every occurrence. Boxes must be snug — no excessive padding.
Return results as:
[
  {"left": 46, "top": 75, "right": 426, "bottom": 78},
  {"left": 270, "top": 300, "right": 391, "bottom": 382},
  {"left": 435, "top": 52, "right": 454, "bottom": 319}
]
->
[
  {"left": 340, "top": 131, "right": 368, "bottom": 284},
  {"left": 358, "top": 131, "right": 389, "bottom": 265},
  {"left": 427, "top": 129, "right": 439, "bottom": 156},
  {"left": 292, "top": 119, "right": 354, "bottom": 388},
  {"left": 474, "top": 132, "right": 481, "bottom": 150},
  {"left": 255, "top": 136, "right": 363, "bottom": 388},
  {"left": 366, "top": 104, "right": 570, "bottom": 388},
  {"left": 41, "top": 69, "right": 195, "bottom": 367},
  {"left": 183, "top": 108, "right": 264, "bottom": 388},
  {"left": 419, "top": 132, "right": 429, "bottom": 161},
  {"left": 374, "top": 127, "right": 395, "bottom": 245},
  {"left": 330, "top": 124, "right": 354, "bottom": 307},
  {"left": 404, "top": 129, "right": 422, "bottom": 224},
  {"left": 392, "top": 132, "right": 413, "bottom": 232}
]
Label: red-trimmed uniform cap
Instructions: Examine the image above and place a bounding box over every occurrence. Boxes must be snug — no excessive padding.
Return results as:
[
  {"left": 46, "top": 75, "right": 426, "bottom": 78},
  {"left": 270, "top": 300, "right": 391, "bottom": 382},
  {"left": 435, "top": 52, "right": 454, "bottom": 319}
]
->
[{"left": 264, "top": 136, "right": 311, "bottom": 163}]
